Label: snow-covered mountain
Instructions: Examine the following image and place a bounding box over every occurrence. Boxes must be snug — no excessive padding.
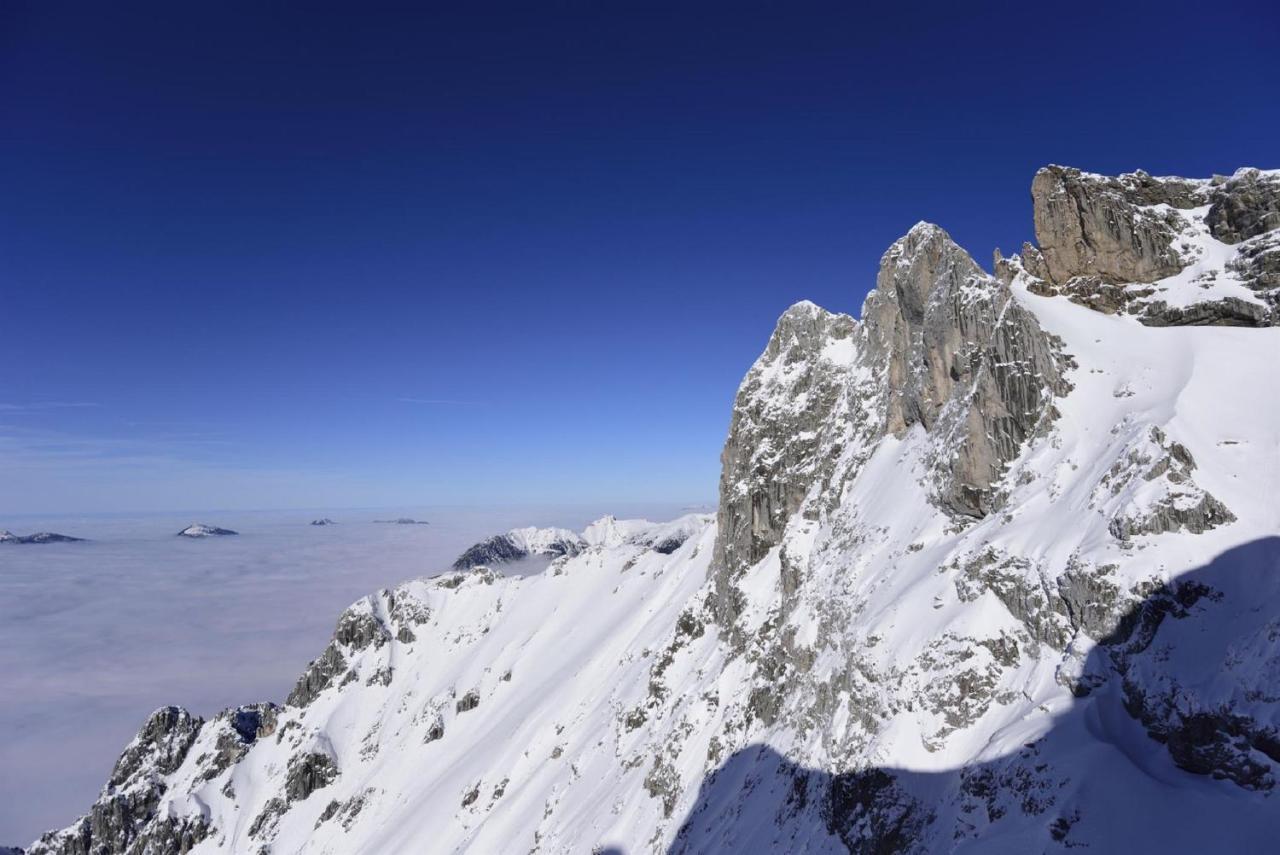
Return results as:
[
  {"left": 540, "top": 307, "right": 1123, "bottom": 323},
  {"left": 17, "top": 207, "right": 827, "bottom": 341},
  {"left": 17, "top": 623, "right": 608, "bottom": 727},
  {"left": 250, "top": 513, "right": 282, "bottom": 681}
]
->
[
  {"left": 451, "top": 526, "right": 587, "bottom": 570},
  {"left": 177, "top": 524, "right": 239, "bottom": 538},
  {"left": 25, "top": 166, "right": 1280, "bottom": 854},
  {"left": 0, "top": 531, "right": 85, "bottom": 544}
]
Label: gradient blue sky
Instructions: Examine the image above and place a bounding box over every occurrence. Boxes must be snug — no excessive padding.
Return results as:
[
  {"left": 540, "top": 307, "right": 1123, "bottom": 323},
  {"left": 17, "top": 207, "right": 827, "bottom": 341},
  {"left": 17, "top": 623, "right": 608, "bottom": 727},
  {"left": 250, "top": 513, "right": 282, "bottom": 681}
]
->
[{"left": 1, "top": 1, "right": 1275, "bottom": 514}]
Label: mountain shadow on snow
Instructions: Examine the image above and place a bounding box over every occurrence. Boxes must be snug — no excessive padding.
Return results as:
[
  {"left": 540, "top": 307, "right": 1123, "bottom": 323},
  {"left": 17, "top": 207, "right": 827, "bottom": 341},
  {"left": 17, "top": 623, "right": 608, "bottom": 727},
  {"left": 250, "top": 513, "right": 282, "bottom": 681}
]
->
[{"left": 669, "top": 537, "right": 1280, "bottom": 854}]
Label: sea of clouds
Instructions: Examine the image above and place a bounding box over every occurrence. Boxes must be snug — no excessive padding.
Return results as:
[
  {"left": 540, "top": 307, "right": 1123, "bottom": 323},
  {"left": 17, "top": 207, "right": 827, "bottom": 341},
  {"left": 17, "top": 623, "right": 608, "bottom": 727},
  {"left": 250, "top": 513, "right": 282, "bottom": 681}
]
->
[{"left": 0, "top": 503, "right": 699, "bottom": 846}]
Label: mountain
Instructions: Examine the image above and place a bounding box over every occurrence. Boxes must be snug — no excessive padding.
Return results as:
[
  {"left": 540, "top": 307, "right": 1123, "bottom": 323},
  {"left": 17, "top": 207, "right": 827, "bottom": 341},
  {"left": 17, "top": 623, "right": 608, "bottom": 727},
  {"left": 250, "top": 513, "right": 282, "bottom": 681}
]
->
[
  {"left": 177, "top": 525, "right": 239, "bottom": 538},
  {"left": 0, "top": 531, "right": 85, "bottom": 544},
  {"left": 24, "top": 166, "right": 1279, "bottom": 854},
  {"left": 373, "top": 518, "right": 429, "bottom": 525},
  {"left": 311, "top": 519, "right": 338, "bottom": 526},
  {"left": 452, "top": 526, "right": 588, "bottom": 569}
]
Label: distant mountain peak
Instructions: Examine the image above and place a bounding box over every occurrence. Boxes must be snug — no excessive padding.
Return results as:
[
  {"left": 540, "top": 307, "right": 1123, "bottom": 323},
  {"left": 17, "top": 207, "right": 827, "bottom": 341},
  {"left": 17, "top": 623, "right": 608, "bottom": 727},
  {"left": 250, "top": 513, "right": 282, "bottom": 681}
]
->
[
  {"left": 1, "top": 530, "right": 85, "bottom": 544},
  {"left": 177, "top": 524, "right": 238, "bottom": 538}
]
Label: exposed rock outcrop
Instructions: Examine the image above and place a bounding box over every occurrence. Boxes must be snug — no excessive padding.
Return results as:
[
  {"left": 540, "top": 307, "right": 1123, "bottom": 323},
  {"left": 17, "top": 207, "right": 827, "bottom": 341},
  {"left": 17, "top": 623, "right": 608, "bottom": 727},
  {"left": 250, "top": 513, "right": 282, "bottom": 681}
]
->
[
  {"left": 287, "top": 588, "right": 429, "bottom": 707},
  {"left": 1206, "top": 168, "right": 1280, "bottom": 244},
  {"left": 1005, "top": 165, "right": 1279, "bottom": 326},
  {"left": 712, "top": 300, "right": 861, "bottom": 617},
  {"left": 1031, "top": 166, "right": 1193, "bottom": 286},
  {"left": 29, "top": 707, "right": 208, "bottom": 855}
]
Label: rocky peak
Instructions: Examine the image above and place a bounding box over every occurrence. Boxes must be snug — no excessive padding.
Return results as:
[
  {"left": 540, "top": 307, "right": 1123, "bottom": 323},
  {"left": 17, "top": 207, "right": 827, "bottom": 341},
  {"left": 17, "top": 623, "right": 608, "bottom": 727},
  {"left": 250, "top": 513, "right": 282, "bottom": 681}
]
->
[
  {"left": 864, "top": 222, "right": 1071, "bottom": 517},
  {"left": 862, "top": 221, "right": 994, "bottom": 435},
  {"left": 710, "top": 221, "right": 1071, "bottom": 621},
  {"left": 711, "top": 300, "right": 860, "bottom": 620}
]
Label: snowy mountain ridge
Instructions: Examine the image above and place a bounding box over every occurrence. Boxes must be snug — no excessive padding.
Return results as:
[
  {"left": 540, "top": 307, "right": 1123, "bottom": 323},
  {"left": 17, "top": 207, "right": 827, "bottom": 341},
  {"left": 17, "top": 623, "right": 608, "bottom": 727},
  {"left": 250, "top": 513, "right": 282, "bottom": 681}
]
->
[
  {"left": 25, "top": 166, "right": 1280, "bottom": 854},
  {"left": 450, "top": 526, "right": 586, "bottom": 570}
]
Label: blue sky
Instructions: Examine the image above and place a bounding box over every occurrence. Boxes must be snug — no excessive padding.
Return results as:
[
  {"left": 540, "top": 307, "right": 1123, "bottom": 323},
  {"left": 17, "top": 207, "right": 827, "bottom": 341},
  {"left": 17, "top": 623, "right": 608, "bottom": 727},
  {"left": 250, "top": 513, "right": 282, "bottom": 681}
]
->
[{"left": 1, "top": 1, "right": 1275, "bottom": 514}]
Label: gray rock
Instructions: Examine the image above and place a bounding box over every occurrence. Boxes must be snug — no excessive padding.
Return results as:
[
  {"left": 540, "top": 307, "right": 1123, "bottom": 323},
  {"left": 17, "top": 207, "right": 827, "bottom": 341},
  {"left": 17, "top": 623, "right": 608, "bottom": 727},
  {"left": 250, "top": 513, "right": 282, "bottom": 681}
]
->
[
  {"left": 286, "top": 643, "right": 349, "bottom": 708},
  {"left": 1206, "top": 168, "right": 1280, "bottom": 244},
  {"left": 1228, "top": 229, "right": 1280, "bottom": 293},
  {"left": 108, "top": 706, "right": 203, "bottom": 788},
  {"left": 27, "top": 708, "right": 209, "bottom": 855},
  {"left": 285, "top": 752, "right": 338, "bottom": 803},
  {"left": 711, "top": 300, "right": 860, "bottom": 621},
  {"left": 1140, "top": 297, "right": 1270, "bottom": 327},
  {"left": 1031, "top": 165, "right": 1192, "bottom": 286},
  {"left": 287, "top": 601, "right": 395, "bottom": 707},
  {"left": 863, "top": 223, "right": 1071, "bottom": 518},
  {"left": 1012, "top": 165, "right": 1279, "bottom": 326},
  {"left": 1108, "top": 492, "right": 1236, "bottom": 540}
]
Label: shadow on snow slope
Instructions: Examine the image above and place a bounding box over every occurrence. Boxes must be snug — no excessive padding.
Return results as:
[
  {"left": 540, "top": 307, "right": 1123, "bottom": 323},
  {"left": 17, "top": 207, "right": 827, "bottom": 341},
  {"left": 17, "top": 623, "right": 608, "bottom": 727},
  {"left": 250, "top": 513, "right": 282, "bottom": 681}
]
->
[{"left": 668, "top": 537, "right": 1280, "bottom": 854}]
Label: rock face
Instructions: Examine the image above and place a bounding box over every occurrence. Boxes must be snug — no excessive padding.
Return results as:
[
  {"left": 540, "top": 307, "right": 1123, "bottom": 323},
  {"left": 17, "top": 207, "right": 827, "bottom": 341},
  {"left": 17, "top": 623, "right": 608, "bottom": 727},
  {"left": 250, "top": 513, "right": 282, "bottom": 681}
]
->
[
  {"left": 1004, "top": 165, "right": 1280, "bottom": 326},
  {"left": 29, "top": 165, "right": 1279, "bottom": 854},
  {"left": 177, "top": 524, "right": 238, "bottom": 537},
  {"left": 1030, "top": 166, "right": 1193, "bottom": 286},
  {"left": 863, "top": 223, "right": 1070, "bottom": 518}
]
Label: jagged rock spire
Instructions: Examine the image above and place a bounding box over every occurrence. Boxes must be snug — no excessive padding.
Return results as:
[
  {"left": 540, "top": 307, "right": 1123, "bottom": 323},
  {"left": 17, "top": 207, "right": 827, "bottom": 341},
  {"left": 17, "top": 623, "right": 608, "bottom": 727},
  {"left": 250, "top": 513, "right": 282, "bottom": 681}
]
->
[{"left": 712, "top": 221, "right": 1071, "bottom": 619}]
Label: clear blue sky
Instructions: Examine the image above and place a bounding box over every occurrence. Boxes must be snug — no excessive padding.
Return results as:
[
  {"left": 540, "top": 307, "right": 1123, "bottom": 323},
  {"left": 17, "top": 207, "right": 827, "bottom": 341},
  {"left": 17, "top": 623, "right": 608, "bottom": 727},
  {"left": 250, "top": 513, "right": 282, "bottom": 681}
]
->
[{"left": 1, "top": 1, "right": 1275, "bottom": 514}]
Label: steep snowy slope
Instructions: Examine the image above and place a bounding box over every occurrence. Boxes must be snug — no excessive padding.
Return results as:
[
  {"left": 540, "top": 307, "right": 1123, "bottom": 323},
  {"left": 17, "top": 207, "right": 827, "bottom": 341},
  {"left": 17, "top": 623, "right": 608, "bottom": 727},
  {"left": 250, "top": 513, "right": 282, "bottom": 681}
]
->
[{"left": 26, "top": 167, "right": 1279, "bottom": 854}]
